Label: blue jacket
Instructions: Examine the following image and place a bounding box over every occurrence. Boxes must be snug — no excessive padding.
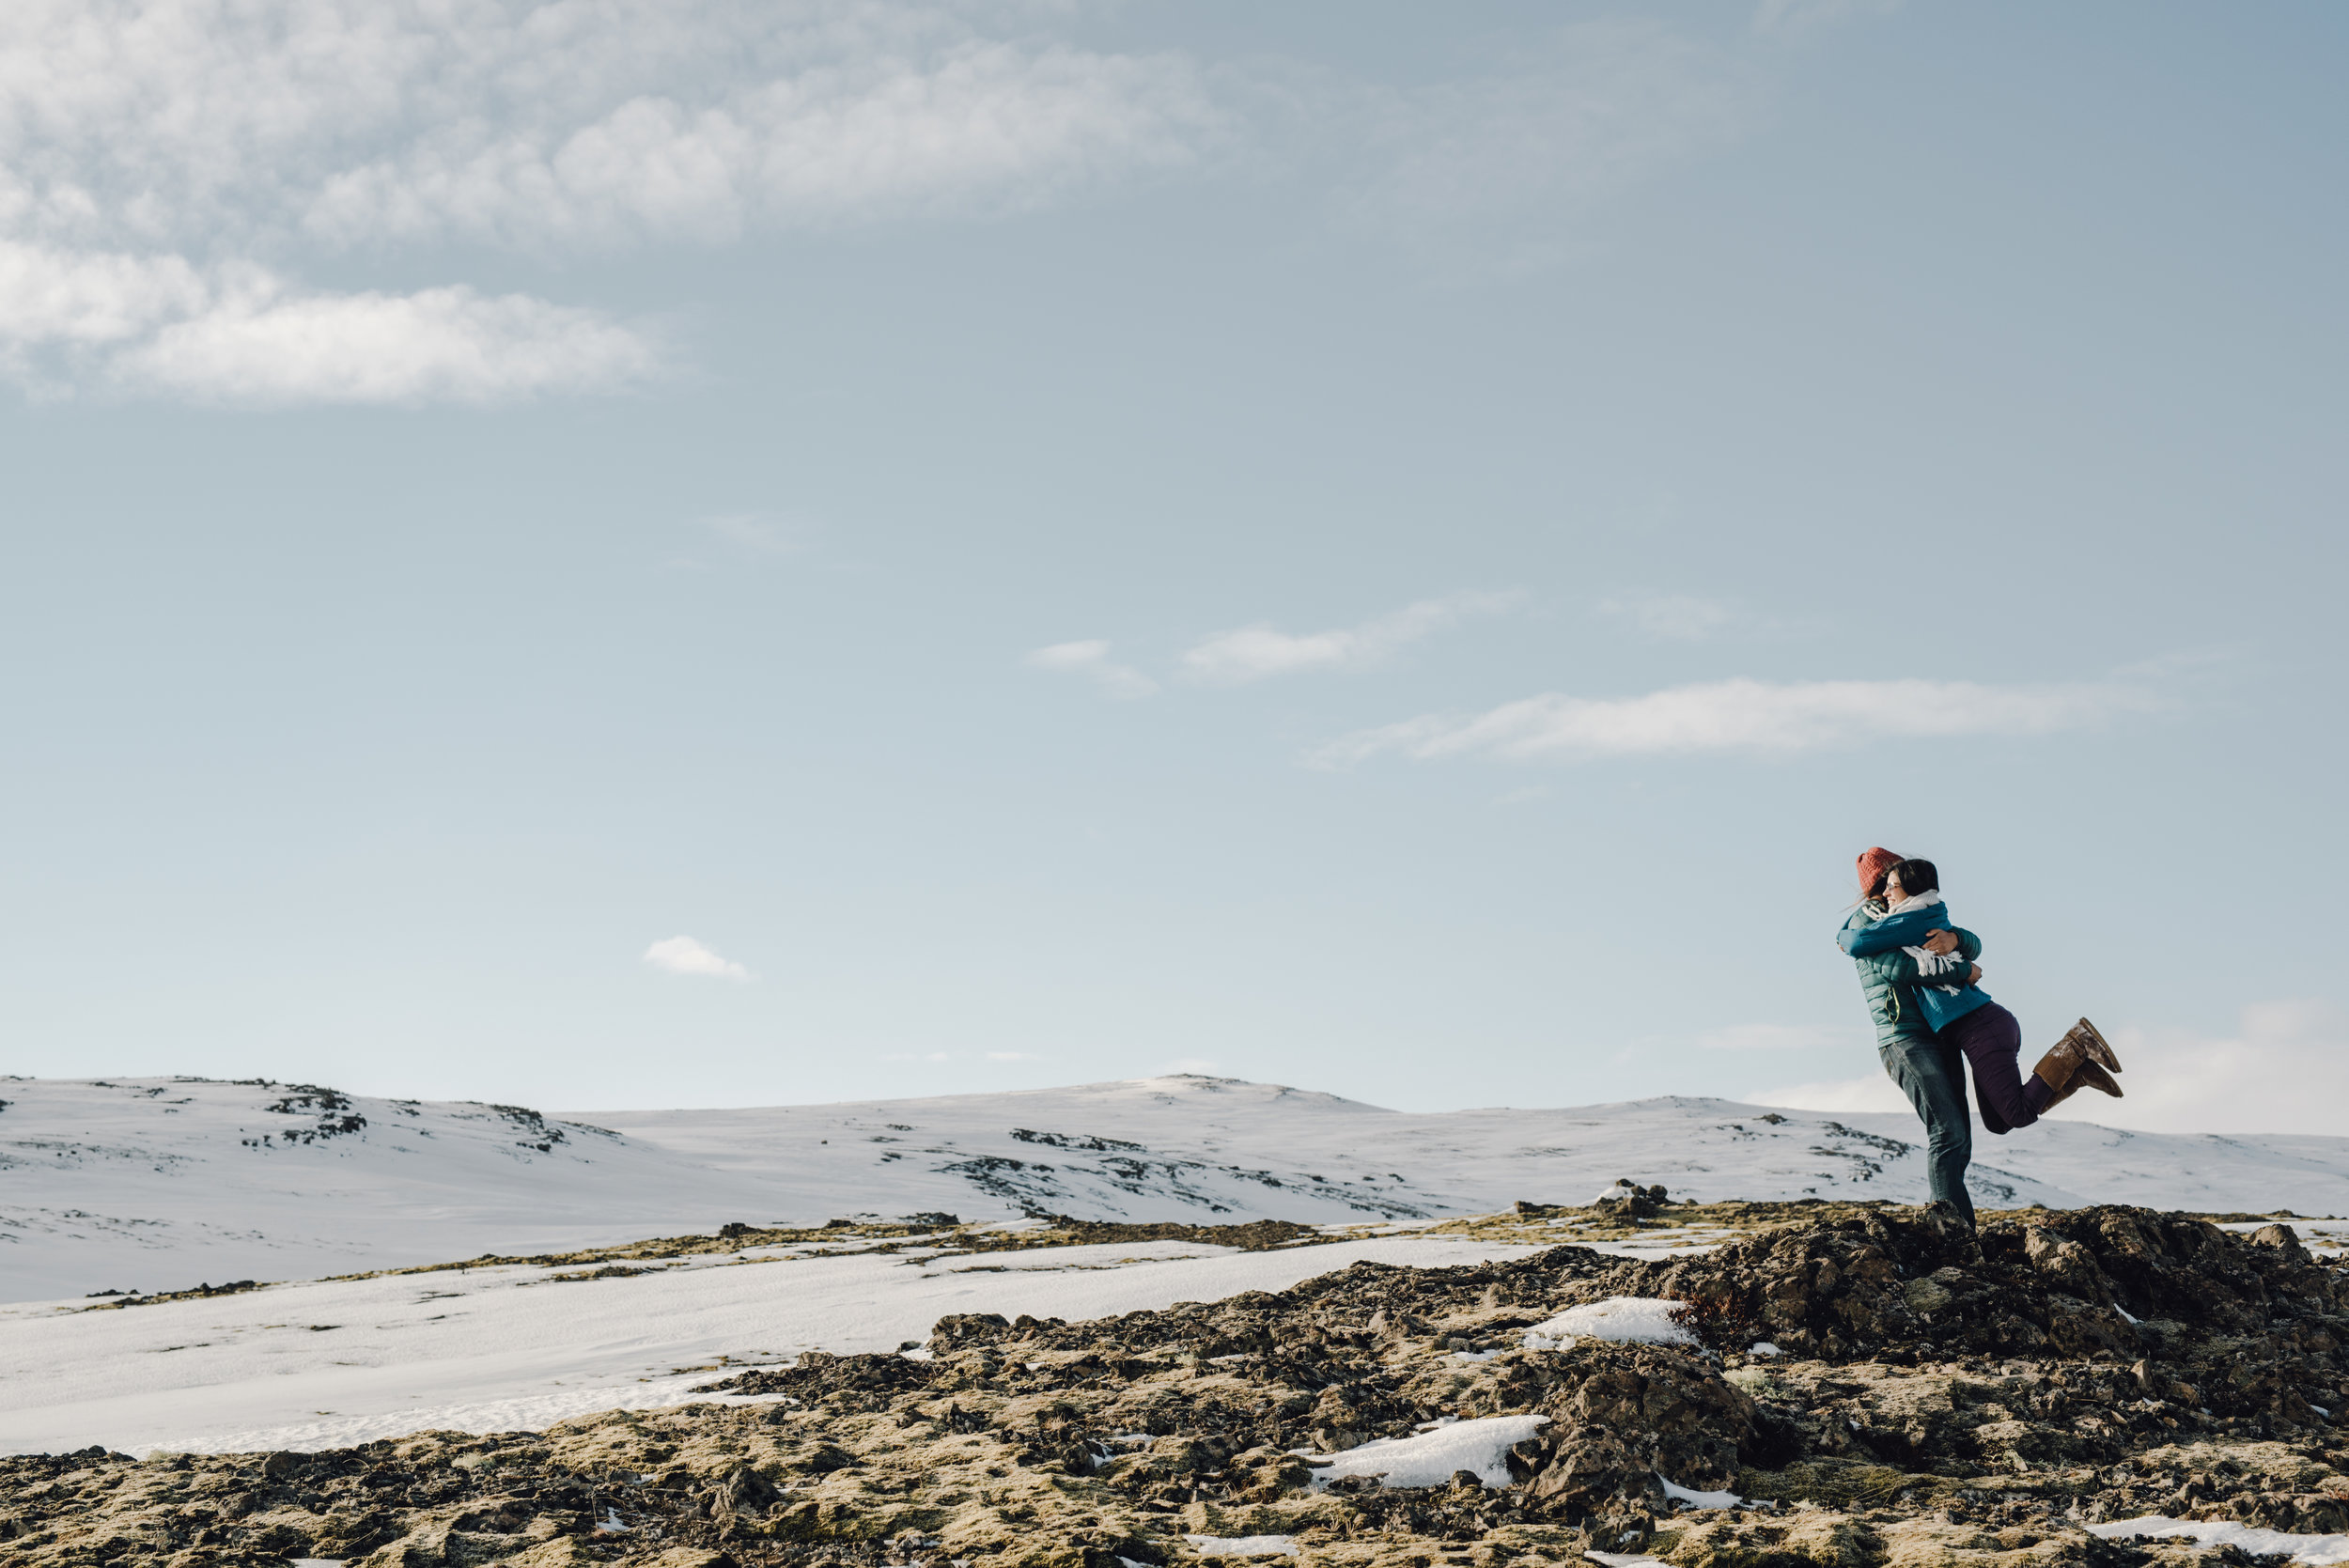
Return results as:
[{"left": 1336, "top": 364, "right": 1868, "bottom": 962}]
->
[{"left": 1839, "top": 901, "right": 1993, "bottom": 1032}]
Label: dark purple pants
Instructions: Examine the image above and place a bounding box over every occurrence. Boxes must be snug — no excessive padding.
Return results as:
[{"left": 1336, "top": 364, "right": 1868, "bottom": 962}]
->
[{"left": 1939, "top": 1001, "right": 2054, "bottom": 1135}]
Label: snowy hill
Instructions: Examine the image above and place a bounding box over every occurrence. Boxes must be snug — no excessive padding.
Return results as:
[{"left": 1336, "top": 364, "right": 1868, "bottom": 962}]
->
[{"left": 6, "top": 1072, "right": 2347, "bottom": 1304}]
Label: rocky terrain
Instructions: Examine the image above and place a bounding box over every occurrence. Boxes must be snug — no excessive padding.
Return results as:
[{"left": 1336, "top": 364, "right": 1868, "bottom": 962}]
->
[{"left": 3, "top": 1201, "right": 2345, "bottom": 1568}]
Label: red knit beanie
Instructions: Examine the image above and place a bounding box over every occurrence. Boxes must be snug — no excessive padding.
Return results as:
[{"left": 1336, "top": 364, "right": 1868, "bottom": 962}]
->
[{"left": 1856, "top": 846, "right": 1902, "bottom": 899}]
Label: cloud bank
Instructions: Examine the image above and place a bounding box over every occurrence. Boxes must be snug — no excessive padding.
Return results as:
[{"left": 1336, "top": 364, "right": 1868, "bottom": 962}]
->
[
  {"left": 0, "top": 3, "right": 1859, "bottom": 400},
  {"left": 0, "top": 0, "right": 1220, "bottom": 401},
  {"left": 1315, "top": 674, "right": 2157, "bottom": 765}
]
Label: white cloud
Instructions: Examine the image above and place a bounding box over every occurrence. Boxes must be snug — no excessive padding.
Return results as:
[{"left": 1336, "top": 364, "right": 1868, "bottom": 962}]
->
[
  {"left": 1315, "top": 674, "right": 2156, "bottom": 766},
  {"left": 0, "top": 241, "right": 206, "bottom": 348},
  {"left": 1180, "top": 591, "right": 1518, "bottom": 686},
  {"left": 0, "top": 5, "right": 1898, "bottom": 399},
  {"left": 0, "top": 1, "right": 1221, "bottom": 254},
  {"left": 984, "top": 1051, "right": 1035, "bottom": 1063},
  {"left": 1599, "top": 591, "right": 1737, "bottom": 641},
  {"left": 0, "top": 241, "right": 656, "bottom": 402},
  {"left": 642, "top": 935, "right": 751, "bottom": 982},
  {"left": 306, "top": 39, "right": 1221, "bottom": 250},
  {"left": 1023, "top": 640, "right": 1159, "bottom": 700},
  {"left": 0, "top": 0, "right": 1220, "bottom": 400},
  {"left": 125, "top": 282, "right": 658, "bottom": 404},
  {"left": 1701, "top": 1023, "right": 1841, "bottom": 1051},
  {"left": 2084, "top": 1001, "right": 2349, "bottom": 1137},
  {"left": 0, "top": 5, "right": 1823, "bottom": 398}
]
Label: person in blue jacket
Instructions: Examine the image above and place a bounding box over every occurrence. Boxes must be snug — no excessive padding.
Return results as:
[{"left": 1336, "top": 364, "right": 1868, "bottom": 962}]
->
[
  {"left": 1844, "top": 852, "right": 2123, "bottom": 1123},
  {"left": 1841, "top": 846, "right": 1982, "bottom": 1222},
  {"left": 1841, "top": 848, "right": 2123, "bottom": 1224}
]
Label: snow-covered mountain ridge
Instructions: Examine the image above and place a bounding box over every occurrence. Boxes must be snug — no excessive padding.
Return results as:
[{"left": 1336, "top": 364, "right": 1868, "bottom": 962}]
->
[{"left": 6, "top": 1072, "right": 2345, "bottom": 1304}]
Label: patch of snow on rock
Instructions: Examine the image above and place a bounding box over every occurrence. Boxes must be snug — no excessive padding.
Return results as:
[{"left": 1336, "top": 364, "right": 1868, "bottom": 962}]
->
[
  {"left": 1660, "top": 1477, "right": 1766, "bottom": 1511},
  {"left": 2090, "top": 1516, "right": 2349, "bottom": 1565},
  {"left": 1307, "top": 1413, "right": 1548, "bottom": 1490},
  {"left": 1523, "top": 1296, "right": 1694, "bottom": 1350},
  {"left": 1183, "top": 1536, "right": 1298, "bottom": 1559}
]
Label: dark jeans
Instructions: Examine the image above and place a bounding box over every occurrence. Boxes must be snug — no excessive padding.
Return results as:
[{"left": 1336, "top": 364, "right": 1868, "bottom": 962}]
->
[
  {"left": 1939, "top": 1001, "right": 2055, "bottom": 1135},
  {"left": 1881, "top": 1039, "right": 1974, "bottom": 1225}
]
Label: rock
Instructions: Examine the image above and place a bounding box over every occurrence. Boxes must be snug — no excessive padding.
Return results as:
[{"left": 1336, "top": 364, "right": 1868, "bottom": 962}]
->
[
  {"left": 2023, "top": 1224, "right": 2111, "bottom": 1304},
  {"left": 1667, "top": 1510, "right": 1884, "bottom": 1568},
  {"left": 1519, "top": 1422, "right": 1651, "bottom": 1515},
  {"left": 2252, "top": 1221, "right": 2310, "bottom": 1257},
  {"left": 1595, "top": 1182, "right": 1672, "bottom": 1219},
  {"left": 709, "top": 1464, "right": 776, "bottom": 1515},
  {"left": 8, "top": 1200, "right": 2347, "bottom": 1568}
]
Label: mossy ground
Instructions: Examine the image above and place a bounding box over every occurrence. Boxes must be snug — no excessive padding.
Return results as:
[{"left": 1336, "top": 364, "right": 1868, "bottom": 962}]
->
[{"left": 5, "top": 1203, "right": 2345, "bottom": 1568}]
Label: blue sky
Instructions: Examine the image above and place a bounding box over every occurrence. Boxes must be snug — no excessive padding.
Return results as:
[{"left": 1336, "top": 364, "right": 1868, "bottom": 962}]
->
[{"left": 3, "top": 1, "right": 2342, "bottom": 1132}]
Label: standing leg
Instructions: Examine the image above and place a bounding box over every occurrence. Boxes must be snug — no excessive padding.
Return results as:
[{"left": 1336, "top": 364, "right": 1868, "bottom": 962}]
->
[
  {"left": 1942, "top": 1003, "right": 2051, "bottom": 1133},
  {"left": 1880, "top": 1041, "right": 1975, "bottom": 1226}
]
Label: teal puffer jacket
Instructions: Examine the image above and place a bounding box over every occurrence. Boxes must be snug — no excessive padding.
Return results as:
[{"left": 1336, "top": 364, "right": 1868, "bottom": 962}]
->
[{"left": 1840, "top": 904, "right": 1982, "bottom": 1049}]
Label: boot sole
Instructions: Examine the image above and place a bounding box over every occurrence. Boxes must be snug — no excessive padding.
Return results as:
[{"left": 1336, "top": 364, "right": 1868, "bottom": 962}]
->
[{"left": 2072, "top": 1061, "right": 2124, "bottom": 1098}]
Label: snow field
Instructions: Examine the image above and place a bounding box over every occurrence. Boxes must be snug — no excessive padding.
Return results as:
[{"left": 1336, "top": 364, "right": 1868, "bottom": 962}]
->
[
  {"left": 1520, "top": 1296, "right": 1697, "bottom": 1351},
  {"left": 0, "top": 1234, "right": 1552, "bottom": 1458},
  {"left": 11, "top": 1073, "right": 2349, "bottom": 1306}
]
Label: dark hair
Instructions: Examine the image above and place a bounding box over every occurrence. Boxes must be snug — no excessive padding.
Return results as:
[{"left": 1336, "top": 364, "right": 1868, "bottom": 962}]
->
[{"left": 1888, "top": 857, "right": 1939, "bottom": 897}]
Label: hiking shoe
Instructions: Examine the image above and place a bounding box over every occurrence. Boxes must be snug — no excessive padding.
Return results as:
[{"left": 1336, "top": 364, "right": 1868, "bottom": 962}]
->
[
  {"left": 2059, "top": 1017, "right": 2123, "bottom": 1073},
  {"left": 1923, "top": 1198, "right": 1977, "bottom": 1234},
  {"left": 2036, "top": 1049, "right": 2123, "bottom": 1109},
  {"left": 2033, "top": 1018, "right": 2121, "bottom": 1094}
]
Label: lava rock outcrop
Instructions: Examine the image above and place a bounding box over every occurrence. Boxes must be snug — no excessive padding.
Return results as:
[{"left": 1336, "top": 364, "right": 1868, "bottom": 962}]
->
[{"left": 3, "top": 1203, "right": 2343, "bottom": 1568}]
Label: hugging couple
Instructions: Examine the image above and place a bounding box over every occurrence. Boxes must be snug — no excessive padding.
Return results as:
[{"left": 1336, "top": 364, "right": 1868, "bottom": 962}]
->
[{"left": 1841, "top": 846, "right": 2124, "bottom": 1229}]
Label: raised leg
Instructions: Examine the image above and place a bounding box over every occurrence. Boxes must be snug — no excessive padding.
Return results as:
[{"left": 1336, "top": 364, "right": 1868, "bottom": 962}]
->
[{"left": 1942, "top": 1003, "right": 2050, "bottom": 1134}]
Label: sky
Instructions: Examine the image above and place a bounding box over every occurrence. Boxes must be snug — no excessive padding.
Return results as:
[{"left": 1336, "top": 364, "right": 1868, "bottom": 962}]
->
[{"left": 2, "top": 1, "right": 2343, "bottom": 1134}]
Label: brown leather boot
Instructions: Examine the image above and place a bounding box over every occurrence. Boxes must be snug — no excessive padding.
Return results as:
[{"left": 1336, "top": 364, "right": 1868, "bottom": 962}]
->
[
  {"left": 2034, "top": 1048, "right": 2123, "bottom": 1109},
  {"left": 2055, "top": 1017, "right": 2123, "bottom": 1073}
]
